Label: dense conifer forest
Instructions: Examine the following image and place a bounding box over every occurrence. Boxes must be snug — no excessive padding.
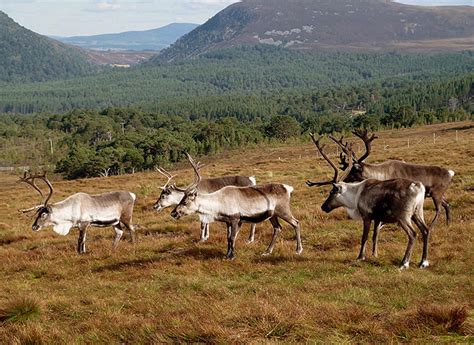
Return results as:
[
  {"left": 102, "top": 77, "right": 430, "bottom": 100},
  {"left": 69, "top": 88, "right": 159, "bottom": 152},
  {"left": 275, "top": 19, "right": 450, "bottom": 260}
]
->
[{"left": 1, "top": 48, "right": 472, "bottom": 179}]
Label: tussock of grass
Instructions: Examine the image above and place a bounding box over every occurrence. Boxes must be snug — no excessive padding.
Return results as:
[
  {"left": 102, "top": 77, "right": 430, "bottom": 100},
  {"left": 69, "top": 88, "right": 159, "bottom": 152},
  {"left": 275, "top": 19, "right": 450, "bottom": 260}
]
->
[
  {"left": 0, "top": 298, "right": 41, "bottom": 324},
  {"left": 416, "top": 305, "right": 468, "bottom": 333}
]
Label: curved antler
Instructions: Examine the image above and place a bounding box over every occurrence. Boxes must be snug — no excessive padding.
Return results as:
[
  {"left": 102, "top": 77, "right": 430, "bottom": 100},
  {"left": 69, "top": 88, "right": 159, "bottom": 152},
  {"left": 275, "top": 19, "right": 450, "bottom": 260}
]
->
[
  {"left": 155, "top": 166, "right": 176, "bottom": 190},
  {"left": 306, "top": 134, "right": 339, "bottom": 187},
  {"left": 352, "top": 129, "right": 378, "bottom": 163},
  {"left": 185, "top": 152, "right": 203, "bottom": 192},
  {"left": 329, "top": 135, "right": 354, "bottom": 183},
  {"left": 18, "top": 171, "right": 54, "bottom": 212}
]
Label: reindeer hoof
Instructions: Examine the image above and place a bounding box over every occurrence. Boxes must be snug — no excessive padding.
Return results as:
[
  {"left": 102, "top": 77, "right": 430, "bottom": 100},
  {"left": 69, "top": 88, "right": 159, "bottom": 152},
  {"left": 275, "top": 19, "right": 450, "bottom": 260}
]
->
[
  {"left": 224, "top": 254, "right": 235, "bottom": 260},
  {"left": 246, "top": 239, "right": 254, "bottom": 245},
  {"left": 356, "top": 256, "right": 366, "bottom": 261},
  {"left": 419, "top": 260, "right": 429, "bottom": 269},
  {"left": 296, "top": 247, "right": 303, "bottom": 255},
  {"left": 261, "top": 251, "right": 271, "bottom": 256},
  {"left": 399, "top": 262, "right": 410, "bottom": 270}
]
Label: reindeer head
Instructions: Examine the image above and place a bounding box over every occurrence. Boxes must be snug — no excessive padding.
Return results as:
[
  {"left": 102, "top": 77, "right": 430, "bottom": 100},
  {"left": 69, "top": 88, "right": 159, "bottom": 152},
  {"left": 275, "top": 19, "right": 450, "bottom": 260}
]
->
[
  {"left": 306, "top": 134, "right": 354, "bottom": 213},
  {"left": 338, "top": 129, "right": 378, "bottom": 182},
  {"left": 171, "top": 153, "right": 203, "bottom": 220},
  {"left": 153, "top": 167, "right": 186, "bottom": 212},
  {"left": 18, "top": 172, "right": 54, "bottom": 231}
]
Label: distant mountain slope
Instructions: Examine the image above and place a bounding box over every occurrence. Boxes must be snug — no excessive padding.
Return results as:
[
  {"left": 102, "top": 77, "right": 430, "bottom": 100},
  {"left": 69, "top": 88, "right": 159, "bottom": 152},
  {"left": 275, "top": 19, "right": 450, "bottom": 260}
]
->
[
  {"left": 0, "top": 11, "right": 97, "bottom": 83},
  {"left": 155, "top": 0, "right": 474, "bottom": 61},
  {"left": 55, "top": 23, "right": 199, "bottom": 51}
]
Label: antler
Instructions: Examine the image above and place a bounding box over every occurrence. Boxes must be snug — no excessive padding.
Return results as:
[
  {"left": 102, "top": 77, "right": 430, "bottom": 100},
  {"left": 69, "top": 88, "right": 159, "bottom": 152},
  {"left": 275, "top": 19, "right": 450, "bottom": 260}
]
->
[
  {"left": 155, "top": 166, "right": 176, "bottom": 190},
  {"left": 352, "top": 129, "right": 378, "bottom": 163},
  {"left": 329, "top": 135, "right": 354, "bottom": 183},
  {"left": 306, "top": 134, "right": 339, "bottom": 187},
  {"left": 18, "top": 171, "right": 54, "bottom": 212},
  {"left": 331, "top": 135, "right": 357, "bottom": 169},
  {"left": 185, "top": 152, "right": 203, "bottom": 191},
  {"left": 306, "top": 134, "right": 355, "bottom": 187}
]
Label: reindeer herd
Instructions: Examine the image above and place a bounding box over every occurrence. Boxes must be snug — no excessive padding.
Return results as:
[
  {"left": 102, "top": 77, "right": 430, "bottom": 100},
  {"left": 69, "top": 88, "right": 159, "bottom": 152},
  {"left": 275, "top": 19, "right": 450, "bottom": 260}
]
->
[{"left": 18, "top": 130, "right": 455, "bottom": 270}]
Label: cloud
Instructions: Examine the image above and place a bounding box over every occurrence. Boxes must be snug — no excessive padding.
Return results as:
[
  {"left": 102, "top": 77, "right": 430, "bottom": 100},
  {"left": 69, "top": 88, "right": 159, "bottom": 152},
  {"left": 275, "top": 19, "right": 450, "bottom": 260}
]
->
[{"left": 85, "top": 0, "right": 121, "bottom": 12}]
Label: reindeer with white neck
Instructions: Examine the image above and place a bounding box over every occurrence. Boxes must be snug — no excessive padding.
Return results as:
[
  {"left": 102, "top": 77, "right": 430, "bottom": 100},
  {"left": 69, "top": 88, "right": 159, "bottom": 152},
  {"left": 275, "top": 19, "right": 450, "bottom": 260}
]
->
[
  {"left": 171, "top": 154, "right": 302, "bottom": 260},
  {"left": 18, "top": 172, "right": 136, "bottom": 254},
  {"left": 153, "top": 166, "right": 257, "bottom": 243},
  {"left": 307, "top": 135, "right": 431, "bottom": 269}
]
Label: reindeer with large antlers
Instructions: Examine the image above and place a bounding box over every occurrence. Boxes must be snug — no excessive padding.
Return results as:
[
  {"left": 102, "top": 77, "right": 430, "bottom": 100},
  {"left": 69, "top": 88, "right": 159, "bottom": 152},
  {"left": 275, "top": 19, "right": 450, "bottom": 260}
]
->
[
  {"left": 153, "top": 165, "right": 258, "bottom": 243},
  {"left": 307, "top": 135, "right": 431, "bottom": 269},
  {"left": 171, "top": 153, "right": 302, "bottom": 260},
  {"left": 328, "top": 129, "right": 455, "bottom": 229},
  {"left": 19, "top": 172, "right": 137, "bottom": 254}
]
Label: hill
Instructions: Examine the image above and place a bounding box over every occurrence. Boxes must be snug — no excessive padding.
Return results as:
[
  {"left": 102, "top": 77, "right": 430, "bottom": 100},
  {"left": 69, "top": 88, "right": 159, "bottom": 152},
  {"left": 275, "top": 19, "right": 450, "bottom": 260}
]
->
[
  {"left": 155, "top": 0, "right": 474, "bottom": 61},
  {"left": 0, "top": 11, "right": 97, "bottom": 83},
  {"left": 55, "top": 23, "right": 199, "bottom": 51},
  {"left": 0, "top": 47, "right": 473, "bottom": 113},
  {"left": 0, "top": 122, "right": 472, "bottom": 342}
]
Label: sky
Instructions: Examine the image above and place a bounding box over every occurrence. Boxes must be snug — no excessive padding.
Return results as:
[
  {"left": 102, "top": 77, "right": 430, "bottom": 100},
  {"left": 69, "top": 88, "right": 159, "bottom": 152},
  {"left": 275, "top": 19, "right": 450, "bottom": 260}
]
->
[{"left": 0, "top": 0, "right": 472, "bottom": 37}]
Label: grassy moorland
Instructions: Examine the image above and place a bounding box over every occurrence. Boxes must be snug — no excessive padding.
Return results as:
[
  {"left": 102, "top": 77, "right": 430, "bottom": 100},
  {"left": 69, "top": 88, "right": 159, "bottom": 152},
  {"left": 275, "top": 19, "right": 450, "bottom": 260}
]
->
[{"left": 0, "top": 121, "right": 472, "bottom": 343}]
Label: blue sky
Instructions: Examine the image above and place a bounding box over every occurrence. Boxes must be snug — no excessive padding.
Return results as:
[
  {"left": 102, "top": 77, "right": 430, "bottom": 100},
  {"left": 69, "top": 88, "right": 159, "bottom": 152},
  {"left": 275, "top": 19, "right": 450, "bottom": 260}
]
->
[{"left": 0, "top": 0, "right": 472, "bottom": 37}]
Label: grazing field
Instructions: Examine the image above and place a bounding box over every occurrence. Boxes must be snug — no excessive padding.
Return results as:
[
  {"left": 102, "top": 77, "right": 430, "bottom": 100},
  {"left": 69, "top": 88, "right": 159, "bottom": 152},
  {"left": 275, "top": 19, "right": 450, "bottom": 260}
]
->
[{"left": 0, "top": 122, "right": 472, "bottom": 343}]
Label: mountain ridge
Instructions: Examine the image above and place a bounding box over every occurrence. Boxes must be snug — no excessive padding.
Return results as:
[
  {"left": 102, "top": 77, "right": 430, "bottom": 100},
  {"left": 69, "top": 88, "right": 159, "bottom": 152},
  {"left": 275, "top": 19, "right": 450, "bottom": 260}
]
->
[
  {"left": 55, "top": 23, "right": 199, "bottom": 51},
  {"left": 0, "top": 11, "right": 97, "bottom": 82},
  {"left": 155, "top": 0, "right": 474, "bottom": 61}
]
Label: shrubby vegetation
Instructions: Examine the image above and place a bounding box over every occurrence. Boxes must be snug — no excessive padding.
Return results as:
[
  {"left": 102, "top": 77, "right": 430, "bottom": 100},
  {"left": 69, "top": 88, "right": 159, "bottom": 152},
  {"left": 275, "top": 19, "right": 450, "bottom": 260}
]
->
[{"left": 1, "top": 69, "right": 471, "bottom": 179}]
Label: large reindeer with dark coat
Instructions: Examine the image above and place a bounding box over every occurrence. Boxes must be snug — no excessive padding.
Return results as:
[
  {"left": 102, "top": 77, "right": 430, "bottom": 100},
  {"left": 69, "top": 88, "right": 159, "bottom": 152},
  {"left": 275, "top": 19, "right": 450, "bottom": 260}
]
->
[
  {"left": 171, "top": 154, "right": 302, "bottom": 260},
  {"left": 19, "top": 172, "right": 136, "bottom": 254},
  {"left": 154, "top": 167, "right": 257, "bottom": 243},
  {"left": 307, "top": 135, "right": 431, "bottom": 269},
  {"left": 309, "top": 129, "right": 455, "bottom": 229}
]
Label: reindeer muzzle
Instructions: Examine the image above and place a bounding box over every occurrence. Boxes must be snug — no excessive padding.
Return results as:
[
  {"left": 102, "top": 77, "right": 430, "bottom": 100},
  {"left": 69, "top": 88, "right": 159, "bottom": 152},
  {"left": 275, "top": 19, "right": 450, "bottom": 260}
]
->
[
  {"left": 170, "top": 210, "right": 181, "bottom": 219},
  {"left": 321, "top": 202, "right": 332, "bottom": 213}
]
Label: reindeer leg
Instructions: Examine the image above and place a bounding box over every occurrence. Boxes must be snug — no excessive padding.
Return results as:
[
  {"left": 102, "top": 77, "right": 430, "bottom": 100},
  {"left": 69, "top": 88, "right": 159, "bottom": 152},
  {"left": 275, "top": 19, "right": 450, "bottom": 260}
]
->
[
  {"left": 262, "top": 217, "right": 281, "bottom": 256},
  {"left": 122, "top": 221, "right": 136, "bottom": 244},
  {"left": 278, "top": 213, "right": 303, "bottom": 255},
  {"left": 225, "top": 221, "right": 240, "bottom": 260},
  {"left": 357, "top": 218, "right": 371, "bottom": 261},
  {"left": 77, "top": 224, "right": 88, "bottom": 254},
  {"left": 247, "top": 223, "right": 256, "bottom": 244},
  {"left": 442, "top": 198, "right": 451, "bottom": 226},
  {"left": 113, "top": 224, "right": 124, "bottom": 248},
  {"left": 412, "top": 214, "right": 430, "bottom": 268},
  {"left": 199, "top": 222, "right": 208, "bottom": 242},
  {"left": 398, "top": 220, "right": 417, "bottom": 270},
  {"left": 429, "top": 194, "right": 442, "bottom": 229},
  {"left": 204, "top": 223, "right": 210, "bottom": 241},
  {"left": 372, "top": 220, "right": 382, "bottom": 257}
]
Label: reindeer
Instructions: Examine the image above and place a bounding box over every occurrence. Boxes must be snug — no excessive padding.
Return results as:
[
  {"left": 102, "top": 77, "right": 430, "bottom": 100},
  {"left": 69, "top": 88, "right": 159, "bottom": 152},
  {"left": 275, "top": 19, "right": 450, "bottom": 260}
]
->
[
  {"left": 153, "top": 167, "right": 257, "bottom": 243},
  {"left": 18, "top": 172, "right": 136, "bottom": 254},
  {"left": 321, "top": 129, "right": 455, "bottom": 229},
  {"left": 170, "top": 154, "right": 302, "bottom": 260},
  {"left": 306, "top": 135, "right": 431, "bottom": 269}
]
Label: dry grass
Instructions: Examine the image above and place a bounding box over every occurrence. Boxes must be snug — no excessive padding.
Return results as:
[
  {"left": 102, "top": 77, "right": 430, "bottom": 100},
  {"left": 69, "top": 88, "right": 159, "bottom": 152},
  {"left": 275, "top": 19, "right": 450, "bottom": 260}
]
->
[{"left": 0, "top": 121, "right": 473, "bottom": 343}]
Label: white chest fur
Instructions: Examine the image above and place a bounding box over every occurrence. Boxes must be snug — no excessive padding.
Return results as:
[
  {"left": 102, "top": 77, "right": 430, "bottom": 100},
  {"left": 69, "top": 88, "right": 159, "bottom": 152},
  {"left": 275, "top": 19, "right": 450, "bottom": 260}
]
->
[{"left": 345, "top": 207, "right": 362, "bottom": 220}]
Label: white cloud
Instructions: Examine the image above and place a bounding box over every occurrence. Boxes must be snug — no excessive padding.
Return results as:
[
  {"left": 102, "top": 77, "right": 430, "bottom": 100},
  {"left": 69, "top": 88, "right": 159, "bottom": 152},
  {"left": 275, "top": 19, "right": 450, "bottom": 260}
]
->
[{"left": 85, "top": 0, "right": 121, "bottom": 12}]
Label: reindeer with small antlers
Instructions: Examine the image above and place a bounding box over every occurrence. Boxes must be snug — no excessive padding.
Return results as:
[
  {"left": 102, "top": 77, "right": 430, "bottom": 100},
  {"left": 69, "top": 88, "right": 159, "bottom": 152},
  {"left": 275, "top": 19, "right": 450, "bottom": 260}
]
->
[
  {"left": 329, "top": 129, "right": 455, "bottom": 229},
  {"left": 307, "top": 135, "right": 431, "bottom": 269},
  {"left": 18, "top": 172, "right": 137, "bottom": 254},
  {"left": 171, "top": 153, "right": 302, "bottom": 260},
  {"left": 153, "top": 165, "right": 258, "bottom": 243}
]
